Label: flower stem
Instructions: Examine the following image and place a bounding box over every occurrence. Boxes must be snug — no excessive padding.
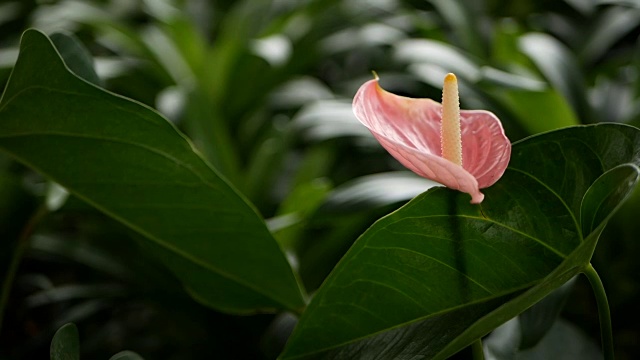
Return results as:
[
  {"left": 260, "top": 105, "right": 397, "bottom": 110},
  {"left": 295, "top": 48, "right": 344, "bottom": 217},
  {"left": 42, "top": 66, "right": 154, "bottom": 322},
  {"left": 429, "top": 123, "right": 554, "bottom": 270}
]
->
[
  {"left": 0, "top": 205, "right": 48, "bottom": 333},
  {"left": 471, "top": 339, "right": 484, "bottom": 360},
  {"left": 583, "top": 263, "right": 614, "bottom": 360}
]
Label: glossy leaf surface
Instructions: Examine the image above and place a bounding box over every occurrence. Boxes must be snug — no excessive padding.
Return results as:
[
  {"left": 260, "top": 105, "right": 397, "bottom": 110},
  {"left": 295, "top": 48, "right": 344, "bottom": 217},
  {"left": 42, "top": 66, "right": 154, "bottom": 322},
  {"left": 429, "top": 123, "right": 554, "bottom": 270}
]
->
[
  {"left": 280, "top": 124, "right": 640, "bottom": 359},
  {"left": 0, "top": 29, "right": 304, "bottom": 314}
]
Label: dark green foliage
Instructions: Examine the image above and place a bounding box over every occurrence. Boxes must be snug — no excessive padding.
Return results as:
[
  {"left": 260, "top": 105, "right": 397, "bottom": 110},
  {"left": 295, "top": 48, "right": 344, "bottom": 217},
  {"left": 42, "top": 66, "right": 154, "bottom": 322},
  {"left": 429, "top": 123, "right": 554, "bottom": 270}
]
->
[
  {"left": 0, "top": 30, "right": 304, "bottom": 314},
  {"left": 281, "top": 125, "right": 640, "bottom": 359},
  {"left": 1, "top": 0, "right": 640, "bottom": 359}
]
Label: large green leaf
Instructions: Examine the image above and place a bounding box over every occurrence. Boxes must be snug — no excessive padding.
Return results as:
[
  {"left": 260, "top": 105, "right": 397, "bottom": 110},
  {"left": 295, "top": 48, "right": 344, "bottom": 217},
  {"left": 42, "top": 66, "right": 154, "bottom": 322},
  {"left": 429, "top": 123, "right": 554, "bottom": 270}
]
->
[
  {"left": 280, "top": 124, "right": 640, "bottom": 359},
  {"left": 0, "top": 29, "right": 304, "bottom": 314}
]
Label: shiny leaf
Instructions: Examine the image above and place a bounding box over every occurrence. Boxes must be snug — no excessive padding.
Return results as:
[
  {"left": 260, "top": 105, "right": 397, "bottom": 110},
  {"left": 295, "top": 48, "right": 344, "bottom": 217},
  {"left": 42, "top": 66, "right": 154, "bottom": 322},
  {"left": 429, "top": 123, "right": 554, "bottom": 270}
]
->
[
  {"left": 280, "top": 124, "right": 640, "bottom": 359},
  {"left": 0, "top": 29, "right": 304, "bottom": 314}
]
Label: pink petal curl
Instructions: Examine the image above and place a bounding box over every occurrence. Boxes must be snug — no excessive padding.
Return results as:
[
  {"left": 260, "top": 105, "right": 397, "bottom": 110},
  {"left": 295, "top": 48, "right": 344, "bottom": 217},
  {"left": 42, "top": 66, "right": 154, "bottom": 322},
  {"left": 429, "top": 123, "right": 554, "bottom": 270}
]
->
[{"left": 352, "top": 79, "right": 511, "bottom": 204}]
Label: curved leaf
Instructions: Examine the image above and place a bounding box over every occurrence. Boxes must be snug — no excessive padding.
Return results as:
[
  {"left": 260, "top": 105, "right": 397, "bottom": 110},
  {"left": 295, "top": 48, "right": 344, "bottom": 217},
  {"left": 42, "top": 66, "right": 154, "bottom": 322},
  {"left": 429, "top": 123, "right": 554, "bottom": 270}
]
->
[
  {"left": 280, "top": 124, "right": 640, "bottom": 359},
  {"left": 0, "top": 29, "right": 304, "bottom": 314},
  {"left": 581, "top": 164, "right": 640, "bottom": 235},
  {"left": 50, "top": 32, "right": 101, "bottom": 86},
  {"left": 50, "top": 323, "right": 79, "bottom": 360}
]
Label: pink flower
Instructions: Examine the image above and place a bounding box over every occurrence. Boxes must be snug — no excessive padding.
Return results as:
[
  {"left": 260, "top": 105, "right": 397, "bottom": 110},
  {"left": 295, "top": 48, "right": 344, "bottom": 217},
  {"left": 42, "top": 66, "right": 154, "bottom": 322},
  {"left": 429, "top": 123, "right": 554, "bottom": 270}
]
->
[{"left": 352, "top": 73, "right": 511, "bottom": 204}]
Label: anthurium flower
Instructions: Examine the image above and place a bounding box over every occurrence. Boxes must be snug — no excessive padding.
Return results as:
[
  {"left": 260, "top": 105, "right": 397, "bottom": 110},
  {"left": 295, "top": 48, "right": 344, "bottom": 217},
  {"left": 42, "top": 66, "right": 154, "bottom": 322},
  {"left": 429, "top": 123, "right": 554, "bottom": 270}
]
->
[{"left": 352, "top": 73, "right": 511, "bottom": 204}]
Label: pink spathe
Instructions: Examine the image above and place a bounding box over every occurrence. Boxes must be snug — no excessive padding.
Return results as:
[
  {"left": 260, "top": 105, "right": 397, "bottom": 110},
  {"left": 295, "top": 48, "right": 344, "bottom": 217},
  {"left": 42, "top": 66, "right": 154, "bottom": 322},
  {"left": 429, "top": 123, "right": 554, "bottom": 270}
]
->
[{"left": 352, "top": 78, "right": 511, "bottom": 204}]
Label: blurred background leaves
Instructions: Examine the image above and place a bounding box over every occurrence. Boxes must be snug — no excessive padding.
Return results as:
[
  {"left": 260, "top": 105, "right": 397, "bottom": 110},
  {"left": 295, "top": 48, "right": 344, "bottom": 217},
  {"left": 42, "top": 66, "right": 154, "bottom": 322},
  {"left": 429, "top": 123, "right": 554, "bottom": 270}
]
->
[{"left": 1, "top": 0, "right": 639, "bottom": 358}]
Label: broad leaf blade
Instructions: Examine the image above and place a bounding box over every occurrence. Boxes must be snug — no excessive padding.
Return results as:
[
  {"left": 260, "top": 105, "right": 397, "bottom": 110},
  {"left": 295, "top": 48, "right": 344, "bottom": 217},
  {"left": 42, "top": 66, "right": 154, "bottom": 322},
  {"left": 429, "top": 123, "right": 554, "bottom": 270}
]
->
[
  {"left": 280, "top": 124, "right": 640, "bottom": 359},
  {"left": 281, "top": 181, "right": 573, "bottom": 360},
  {"left": 0, "top": 29, "right": 304, "bottom": 314},
  {"left": 508, "top": 124, "right": 640, "bottom": 216},
  {"left": 438, "top": 159, "right": 640, "bottom": 359}
]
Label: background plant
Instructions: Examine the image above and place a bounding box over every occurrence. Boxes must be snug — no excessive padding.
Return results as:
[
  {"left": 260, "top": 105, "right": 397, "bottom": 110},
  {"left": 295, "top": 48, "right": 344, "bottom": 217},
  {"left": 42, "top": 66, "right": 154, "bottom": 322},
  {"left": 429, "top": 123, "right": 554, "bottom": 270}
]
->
[{"left": 1, "top": 0, "right": 640, "bottom": 359}]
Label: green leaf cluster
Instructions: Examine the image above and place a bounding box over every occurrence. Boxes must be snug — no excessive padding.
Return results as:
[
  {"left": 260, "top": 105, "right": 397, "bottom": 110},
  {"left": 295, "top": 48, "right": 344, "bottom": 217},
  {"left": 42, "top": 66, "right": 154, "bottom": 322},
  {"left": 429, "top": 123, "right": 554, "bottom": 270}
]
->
[{"left": 1, "top": 0, "right": 640, "bottom": 358}]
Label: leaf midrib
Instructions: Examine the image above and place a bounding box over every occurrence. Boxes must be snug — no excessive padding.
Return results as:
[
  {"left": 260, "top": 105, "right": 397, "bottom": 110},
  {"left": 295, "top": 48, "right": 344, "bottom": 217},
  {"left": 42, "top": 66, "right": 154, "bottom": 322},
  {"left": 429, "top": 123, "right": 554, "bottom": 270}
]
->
[
  {"left": 507, "top": 167, "right": 583, "bottom": 242},
  {"left": 379, "top": 213, "right": 569, "bottom": 259}
]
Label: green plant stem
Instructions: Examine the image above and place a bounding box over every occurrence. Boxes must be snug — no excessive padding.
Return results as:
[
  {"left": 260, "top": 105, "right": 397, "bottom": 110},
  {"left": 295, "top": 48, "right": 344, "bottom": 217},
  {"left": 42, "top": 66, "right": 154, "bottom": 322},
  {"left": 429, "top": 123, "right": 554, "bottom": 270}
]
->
[
  {"left": 0, "top": 205, "right": 48, "bottom": 333},
  {"left": 583, "top": 263, "right": 614, "bottom": 360},
  {"left": 471, "top": 339, "right": 484, "bottom": 360}
]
